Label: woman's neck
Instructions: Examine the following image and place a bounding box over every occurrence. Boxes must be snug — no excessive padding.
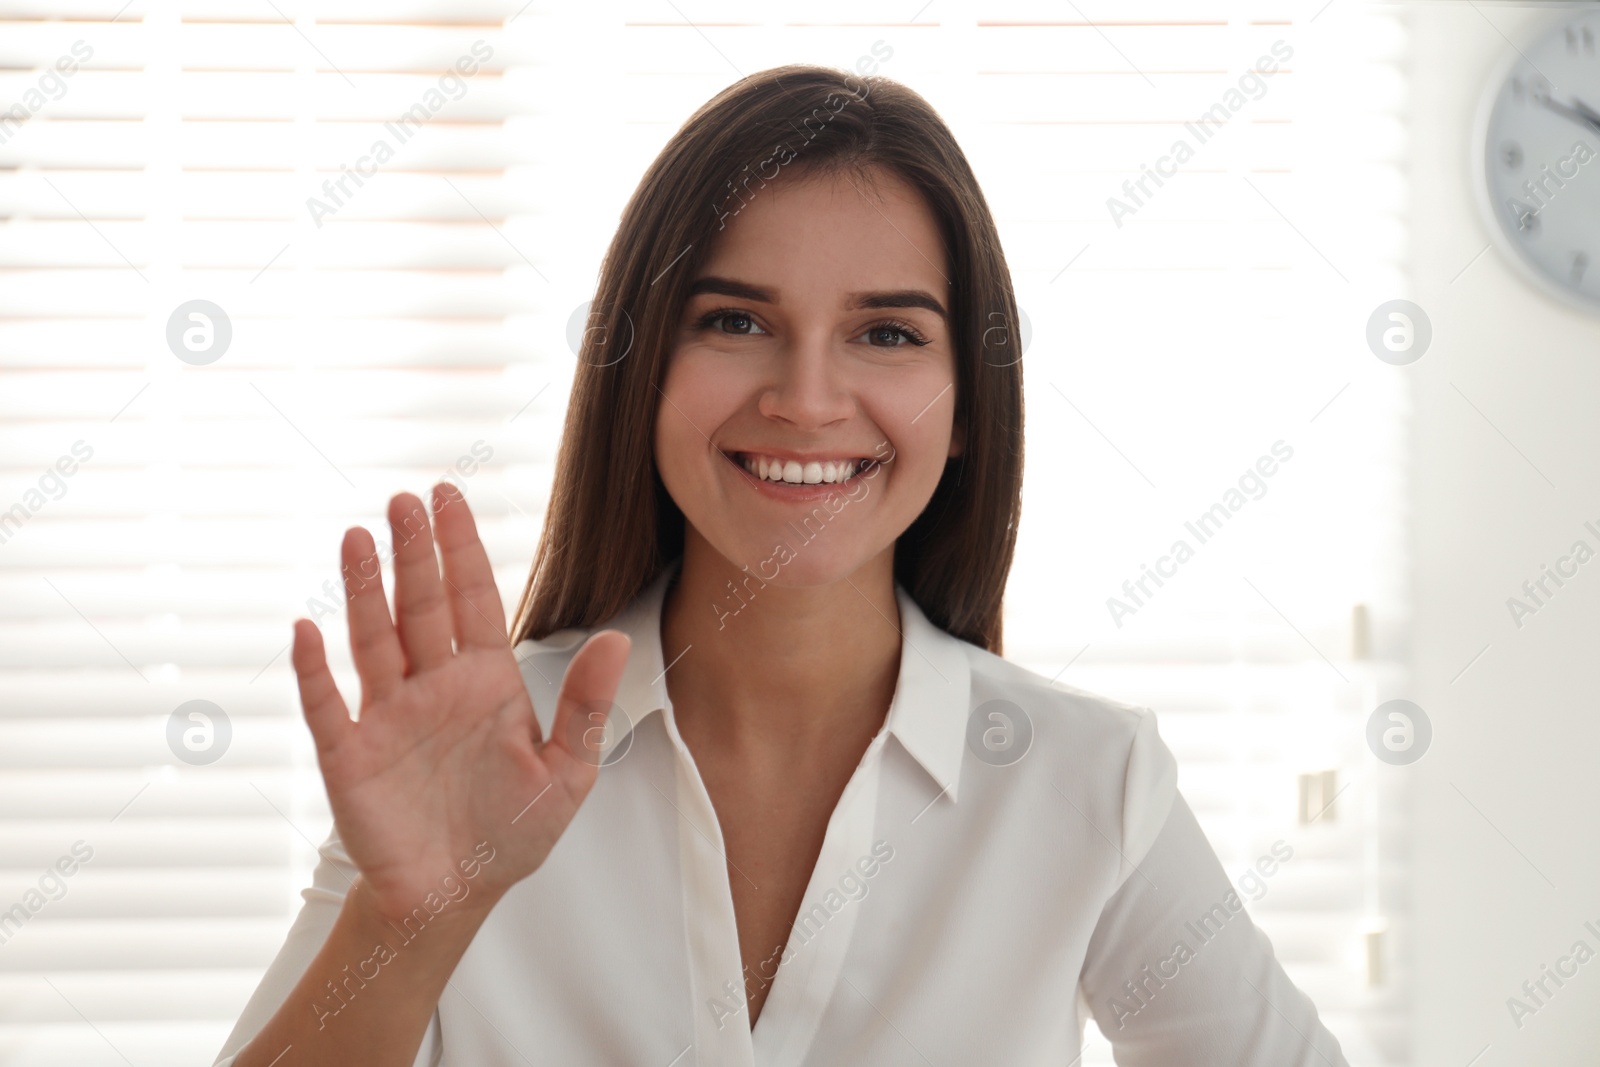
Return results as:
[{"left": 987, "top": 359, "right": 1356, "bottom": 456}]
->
[{"left": 659, "top": 528, "right": 902, "bottom": 758}]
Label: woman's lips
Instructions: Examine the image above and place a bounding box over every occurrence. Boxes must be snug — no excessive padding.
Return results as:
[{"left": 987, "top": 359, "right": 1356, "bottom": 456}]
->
[
  {"left": 721, "top": 450, "right": 881, "bottom": 500},
  {"left": 731, "top": 451, "right": 874, "bottom": 486}
]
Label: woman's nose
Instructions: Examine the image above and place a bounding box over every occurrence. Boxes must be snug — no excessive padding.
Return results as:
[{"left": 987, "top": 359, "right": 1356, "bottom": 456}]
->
[{"left": 756, "top": 335, "right": 854, "bottom": 429}]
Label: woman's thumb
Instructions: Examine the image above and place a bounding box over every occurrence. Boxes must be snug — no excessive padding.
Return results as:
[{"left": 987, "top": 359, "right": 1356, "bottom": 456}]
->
[{"left": 547, "top": 630, "right": 632, "bottom": 768}]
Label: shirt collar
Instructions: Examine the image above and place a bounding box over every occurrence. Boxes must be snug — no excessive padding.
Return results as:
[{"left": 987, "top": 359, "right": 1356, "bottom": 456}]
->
[{"left": 598, "top": 560, "right": 972, "bottom": 804}]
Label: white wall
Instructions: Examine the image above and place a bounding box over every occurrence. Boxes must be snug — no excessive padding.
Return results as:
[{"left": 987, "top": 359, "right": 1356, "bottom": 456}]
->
[{"left": 1410, "top": 5, "right": 1600, "bottom": 1064}]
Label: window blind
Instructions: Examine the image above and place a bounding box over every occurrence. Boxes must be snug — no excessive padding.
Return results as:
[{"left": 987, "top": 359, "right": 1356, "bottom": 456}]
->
[
  {"left": 0, "top": 1, "right": 594, "bottom": 1061},
  {"left": 954, "top": 4, "right": 1411, "bottom": 1063},
  {"left": 0, "top": 1, "right": 1410, "bottom": 1062}
]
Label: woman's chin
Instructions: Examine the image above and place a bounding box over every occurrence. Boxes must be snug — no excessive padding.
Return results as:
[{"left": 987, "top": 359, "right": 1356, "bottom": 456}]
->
[{"left": 706, "top": 535, "right": 888, "bottom": 591}]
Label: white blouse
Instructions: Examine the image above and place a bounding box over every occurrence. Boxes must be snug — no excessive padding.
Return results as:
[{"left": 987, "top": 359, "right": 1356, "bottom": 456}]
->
[{"left": 216, "top": 563, "right": 1349, "bottom": 1066}]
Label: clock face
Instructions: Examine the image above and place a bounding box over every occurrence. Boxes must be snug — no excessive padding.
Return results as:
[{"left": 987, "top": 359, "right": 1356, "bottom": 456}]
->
[{"left": 1477, "top": 8, "right": 1600, "bottom": 311}]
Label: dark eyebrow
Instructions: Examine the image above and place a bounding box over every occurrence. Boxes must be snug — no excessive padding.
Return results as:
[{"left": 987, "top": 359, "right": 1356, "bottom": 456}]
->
[
  {"left": 852, "top": 289, "right": 949, "bottom": 321},
  {"left": 686, "top": 275, "right": 948, "bottom": 321}
]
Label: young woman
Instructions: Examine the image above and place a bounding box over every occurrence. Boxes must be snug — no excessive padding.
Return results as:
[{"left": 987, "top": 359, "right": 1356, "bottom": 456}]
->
[{"left": 217, "top": 65, "right": 1348, "bottom": 1066}]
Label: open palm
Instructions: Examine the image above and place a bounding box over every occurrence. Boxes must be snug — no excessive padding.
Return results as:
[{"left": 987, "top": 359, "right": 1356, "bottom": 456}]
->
[{"left": 288, "top": 483, "right": 630, "bottom": 923}]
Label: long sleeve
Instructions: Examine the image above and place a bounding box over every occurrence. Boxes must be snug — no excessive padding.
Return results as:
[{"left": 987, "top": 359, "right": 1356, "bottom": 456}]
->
[
  {"left": 211, "top": 827, "right": 442, "bottom": 1067},
  {"left": 1079, "top": 783, "right": 1349, "bottom": 1066}
]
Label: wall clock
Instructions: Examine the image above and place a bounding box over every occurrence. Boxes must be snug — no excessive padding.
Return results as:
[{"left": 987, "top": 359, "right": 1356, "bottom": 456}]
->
[{"left": 1474, "top": 5, "right": 1600, "bottom": 313}]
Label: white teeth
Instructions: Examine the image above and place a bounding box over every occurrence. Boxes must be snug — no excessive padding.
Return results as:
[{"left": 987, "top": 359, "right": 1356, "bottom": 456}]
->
[{"left": 738, "top": 454, "right": 862, "bottom": 485}]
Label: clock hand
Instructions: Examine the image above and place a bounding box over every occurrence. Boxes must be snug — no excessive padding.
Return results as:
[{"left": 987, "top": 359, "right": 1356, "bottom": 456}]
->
[
  {"left": 1535, "top": 92, "right": 1600, "bottom": 137},
  {"left": 1569, "top": 95, "right": 1600, "bottom": 127}
]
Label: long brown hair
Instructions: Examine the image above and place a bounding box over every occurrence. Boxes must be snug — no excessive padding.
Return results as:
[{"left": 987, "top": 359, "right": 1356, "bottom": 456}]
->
[{"left": 508, "top": 64, "right": 1023, "bottom": 654}]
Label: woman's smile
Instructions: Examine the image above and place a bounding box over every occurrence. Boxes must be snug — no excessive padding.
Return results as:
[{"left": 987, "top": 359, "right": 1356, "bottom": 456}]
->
[{"left": 718, "top": 447, "right": 889, "bottom": 503}]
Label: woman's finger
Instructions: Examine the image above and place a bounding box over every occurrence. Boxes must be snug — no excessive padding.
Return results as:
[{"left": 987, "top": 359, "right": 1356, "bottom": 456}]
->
[
  {"left": 290, "top": 617, "right": 354, "bottom": 758},
  {"left": 431, "top": 482, "right": 510, "bottom": 651},
  {"left": 387, "top": 492, "right": 454, "bottom": 674},
  {"left": 341, "top": 525, "right": 406, "bottom": 706}
]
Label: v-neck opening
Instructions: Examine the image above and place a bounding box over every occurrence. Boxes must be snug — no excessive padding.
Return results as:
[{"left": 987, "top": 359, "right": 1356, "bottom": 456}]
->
[
  {"left": 752, "top": 730, "right": 888, "bottom": 1054},
  {"left": 661, "top": 686, "right": 892, "bottom": 1067}
]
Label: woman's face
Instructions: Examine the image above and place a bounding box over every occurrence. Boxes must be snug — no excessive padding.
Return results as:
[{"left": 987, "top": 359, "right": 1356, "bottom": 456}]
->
[{"left": 654, "top": 164, "right": 962, "bottom": 587}]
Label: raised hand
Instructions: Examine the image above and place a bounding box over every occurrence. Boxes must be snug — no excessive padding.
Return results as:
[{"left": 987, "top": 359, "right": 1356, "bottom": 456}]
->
[{"left": 288, "top": 482, "right": 630, "bottom": 923}]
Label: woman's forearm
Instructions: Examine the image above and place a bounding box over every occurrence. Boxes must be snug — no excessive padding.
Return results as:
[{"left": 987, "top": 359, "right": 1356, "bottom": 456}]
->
[
  {"left": 230, "top": 876, "right": 500, "bottom": 1067},
  {"left": 226, "top": 489, "right": 627, "bottom": 1065}
]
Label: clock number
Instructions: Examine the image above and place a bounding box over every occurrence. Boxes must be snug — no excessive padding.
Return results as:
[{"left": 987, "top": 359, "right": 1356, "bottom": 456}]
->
[
  {"left": 1565, "top": 25, "right": 1596, "bottom": 57},
  {"left": 1572, "top": 252, "right": 1588, "bottom": 284},
  {"left": 1499, "top": 141, "right": 1523, "bottom": 169},
  {"left": 1510, "top": 75, "right": 1555, "bottom": 105}
]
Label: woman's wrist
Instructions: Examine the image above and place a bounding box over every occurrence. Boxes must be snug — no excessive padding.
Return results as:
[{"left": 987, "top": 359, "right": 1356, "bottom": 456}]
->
[{"left": 345, "top": 873, "right": 505, "bottom": 953}]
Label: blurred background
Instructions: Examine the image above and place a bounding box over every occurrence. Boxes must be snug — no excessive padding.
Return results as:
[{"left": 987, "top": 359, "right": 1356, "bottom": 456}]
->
[{"left": 1, "top": 0, "right": 1596, "bottom": 1063}]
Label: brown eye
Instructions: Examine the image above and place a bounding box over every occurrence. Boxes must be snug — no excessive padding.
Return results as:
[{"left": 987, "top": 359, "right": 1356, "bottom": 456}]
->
[
  {"left": 856, "top": 319, "right": 931, "bottom": 348},
  {"left": 694, "top": 308, "right": 767, "bottom": 336}
]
